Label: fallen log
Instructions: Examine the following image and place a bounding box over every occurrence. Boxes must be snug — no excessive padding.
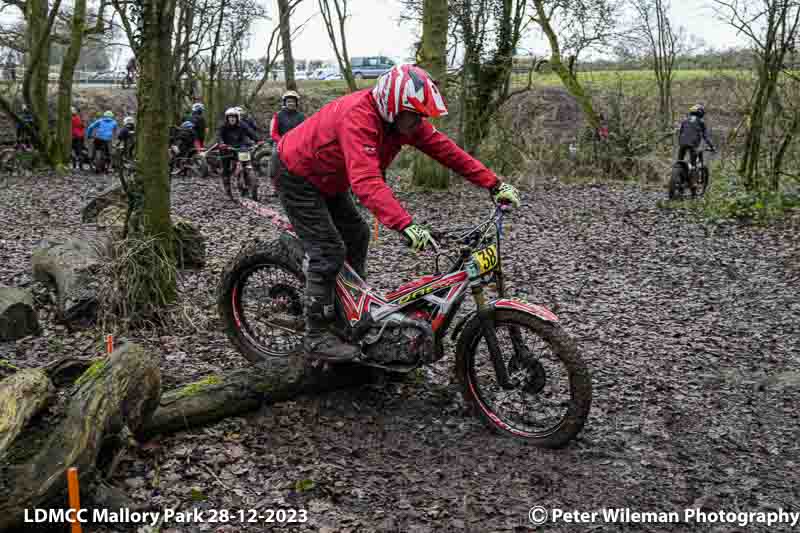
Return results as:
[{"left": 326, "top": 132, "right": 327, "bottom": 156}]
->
[
  {"left": 0, "top": 369, "right": 54, "bottom": 455},
  {"left": 0, "top": 285, "right": 39, "bottom": 340},
  {"left": 0, "top": 343, "right": 161, "bottom": 531},
  {"left": 0, "top": 359, "right": 20, "bottom": 380},
  {"left": 141, "top": 357, "right": 374, "bottom": 439},
  {"left": 81, "top": 182, "right": 126, "bottom": 223},
  {"left": 31, "top": 237, "right": 105, "bottom": 324}
]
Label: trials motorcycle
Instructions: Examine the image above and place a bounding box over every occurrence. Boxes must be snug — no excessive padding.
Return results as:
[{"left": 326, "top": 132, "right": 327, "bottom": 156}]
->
[{"left": 217, "top": 199, "right": 592, "bottom": 447}]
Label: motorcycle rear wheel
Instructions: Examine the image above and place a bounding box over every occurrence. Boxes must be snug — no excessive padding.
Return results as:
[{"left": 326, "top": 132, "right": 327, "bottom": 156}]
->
[
  {"left": 217, "top": 236, "right": 305, "bottom": 363},
  {"left": 668, "top": 166, "right": 685, "bottom": 200}
]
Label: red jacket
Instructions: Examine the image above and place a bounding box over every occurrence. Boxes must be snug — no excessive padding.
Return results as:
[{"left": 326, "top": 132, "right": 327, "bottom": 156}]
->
[
  {"left": 278, "top": 90, "right": 498, "bottom": 230},
  {"left": 270, "top": 113, "right": 280, "bottom": 143},
  {"left": 71, "top": 114, "right": 84, "bottom": 139}
]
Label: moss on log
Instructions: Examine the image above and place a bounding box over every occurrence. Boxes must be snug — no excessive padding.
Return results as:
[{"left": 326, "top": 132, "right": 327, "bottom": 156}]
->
[
  {"left": 141, "top": 357, "right": 373, "bottom": 439},
  {"left": 0, "top": 343, "right": 161, "bottom": 531}
]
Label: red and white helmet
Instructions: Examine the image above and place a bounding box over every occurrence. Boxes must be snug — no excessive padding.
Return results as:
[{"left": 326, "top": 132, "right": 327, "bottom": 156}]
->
[{"left": 372, "top": 64, "right": 448, "bottom": 123}]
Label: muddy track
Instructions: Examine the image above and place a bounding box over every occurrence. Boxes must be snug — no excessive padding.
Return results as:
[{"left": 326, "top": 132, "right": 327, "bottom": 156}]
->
[{"left": 1, "top": 171, "right": 798, "bottom": 532}]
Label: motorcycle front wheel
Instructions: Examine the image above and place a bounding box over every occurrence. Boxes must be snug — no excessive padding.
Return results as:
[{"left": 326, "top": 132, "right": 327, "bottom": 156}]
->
[{"left": 455, "top": 310, "right": 592, "bottom": 447}]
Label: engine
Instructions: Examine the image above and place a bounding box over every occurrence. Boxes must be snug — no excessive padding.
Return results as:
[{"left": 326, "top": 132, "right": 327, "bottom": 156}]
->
[{"left": 362, "top": 313, "right": 435, "bottom": 365}]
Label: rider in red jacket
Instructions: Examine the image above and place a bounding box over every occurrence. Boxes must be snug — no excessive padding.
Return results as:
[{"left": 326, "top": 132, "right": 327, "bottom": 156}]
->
[
  {"left": 276, "top": 64, "right": 520, "bottom": 361},
  {"left": 70, "top": 107, "right": 85, "bottom": 169}
]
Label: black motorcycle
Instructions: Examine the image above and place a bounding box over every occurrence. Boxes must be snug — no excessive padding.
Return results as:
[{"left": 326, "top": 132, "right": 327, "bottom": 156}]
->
[{"left": 669, "top": 148, "right": 714, "bottom": 200}]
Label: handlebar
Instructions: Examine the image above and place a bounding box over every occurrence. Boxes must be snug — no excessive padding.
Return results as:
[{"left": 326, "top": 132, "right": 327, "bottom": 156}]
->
[{"left": 427, "top": 203, "right": 511, "bottom": 248}]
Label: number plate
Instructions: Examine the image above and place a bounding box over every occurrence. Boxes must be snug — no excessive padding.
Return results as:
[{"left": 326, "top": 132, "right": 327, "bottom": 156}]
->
[
  {"left": 472, "top": 244, "right": 498, "bottom": 275},
  {"left": 238, "top": 151, "right": 251, "bottom": 162}
]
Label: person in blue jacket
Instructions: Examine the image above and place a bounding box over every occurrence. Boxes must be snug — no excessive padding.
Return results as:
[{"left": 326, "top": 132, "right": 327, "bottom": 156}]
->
[{"left": 86, "top": 110, "right": 119, "bottom": 163}]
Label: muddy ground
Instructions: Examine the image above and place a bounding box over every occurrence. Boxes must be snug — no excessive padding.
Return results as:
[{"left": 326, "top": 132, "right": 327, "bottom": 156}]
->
[{"left": 1, "top": 169, "right": 799, "bottom": 533}]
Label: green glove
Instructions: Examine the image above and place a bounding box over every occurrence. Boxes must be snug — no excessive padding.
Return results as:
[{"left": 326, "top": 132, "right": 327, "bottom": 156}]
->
[
  {"left": 402, "top": 223, "right": 434, "bottom": 252},
  {"left": 492, "top": 181, "right": 520, "bottom": 208}
]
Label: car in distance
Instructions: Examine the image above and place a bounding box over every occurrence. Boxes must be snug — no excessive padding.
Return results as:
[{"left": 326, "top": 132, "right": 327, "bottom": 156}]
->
[{"left": 350, "top": 56, "right": 395, "bottom": 79}]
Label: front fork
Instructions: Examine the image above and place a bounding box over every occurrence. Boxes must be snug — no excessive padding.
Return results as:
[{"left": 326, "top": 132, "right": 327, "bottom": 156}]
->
[{"left": 467, "top": 260, "right": 515, "bottom": 390}]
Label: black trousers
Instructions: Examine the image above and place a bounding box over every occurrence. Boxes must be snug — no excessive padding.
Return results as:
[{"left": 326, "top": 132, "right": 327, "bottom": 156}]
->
[
  {"left": 71, "top": 137, "right": 85, "bottom": 158},
  {"left": 678, "top": 145, "right": 701, "bottom": 167},
  {"left": 276, "top": 163, "right": 370, "bottom": 284}
]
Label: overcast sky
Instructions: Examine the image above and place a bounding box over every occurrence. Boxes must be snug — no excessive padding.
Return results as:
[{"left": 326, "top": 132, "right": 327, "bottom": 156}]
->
[{"left": 250, "top": 0, "right": 751, "bottom": 65}]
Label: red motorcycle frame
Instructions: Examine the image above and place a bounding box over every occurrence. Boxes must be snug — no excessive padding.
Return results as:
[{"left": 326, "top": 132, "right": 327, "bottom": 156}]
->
[{"left": 218, "top": 198, "right": 592, "bottom": 446}]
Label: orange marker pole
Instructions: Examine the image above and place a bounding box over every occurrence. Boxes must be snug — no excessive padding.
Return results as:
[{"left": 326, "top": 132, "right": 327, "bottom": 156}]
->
[
  {"left": 106, "top": 334, "right": 113, "bottom": 355},
  {"left": 373, "top": 217, "right": 379, "bottom": 243},
  {"left": 67, "top": 467, "right": 83, "bottom": 533}
]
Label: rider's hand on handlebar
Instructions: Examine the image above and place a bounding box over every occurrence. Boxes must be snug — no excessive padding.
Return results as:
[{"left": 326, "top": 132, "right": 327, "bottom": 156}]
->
[
  {"left": 491, "top": 181, "right": 521, "bottom": 209},
  {"left": 401, "top": 223, "right": 436, "bottom": 253}
]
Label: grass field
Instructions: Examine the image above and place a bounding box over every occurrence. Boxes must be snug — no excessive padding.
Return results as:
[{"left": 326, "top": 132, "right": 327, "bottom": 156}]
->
[
  {"left": 282, "top": 68, "right": 753, "bottom": 93},
  {"left": 510, "top": 68, "right": 752, "bottom": 88}
]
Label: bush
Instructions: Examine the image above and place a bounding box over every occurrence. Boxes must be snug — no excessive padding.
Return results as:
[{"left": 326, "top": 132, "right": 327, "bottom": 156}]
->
[{"left": 700, "top": 172, "right": 800, "bottom": 223}]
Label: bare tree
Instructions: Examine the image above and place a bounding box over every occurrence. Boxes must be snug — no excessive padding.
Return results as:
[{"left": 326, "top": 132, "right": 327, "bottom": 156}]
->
[
  {"left": 455, "top": 0, "right": 528, "bottom": 153},
  {"left": 713, "top": 0, "right": 800, "bottom": 189},
  {"left": 529, "top": 0, "right": 618, "bottom": 131},
  {"left": 54, "top": 1, "right": 109, "bottom": 167},
  {"left": 277, "top": 0, "right": 297, "bottom": 90},
  {"left": 318, "top": 0, "right": 356, "bottom": 92},
  {"left": 0, "top": 0, "right": 63, "bottom": 164},
  {"left": 128, "top": 0, "right": 179, "bottom": 310},
  {"left": 627, "top": 0, "right": 685, "bottom": 130}
]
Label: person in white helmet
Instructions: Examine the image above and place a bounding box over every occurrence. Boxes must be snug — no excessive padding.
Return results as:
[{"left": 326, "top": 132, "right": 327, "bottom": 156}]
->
[
  {"left": 270, "top": 90, "right": 305, "bottom": 144},
  {"left": 117, "top": 116, "right": 136, "bottom": 160},
  {"left": 217, "top": 107, "right": 259, "bottom": 198}
]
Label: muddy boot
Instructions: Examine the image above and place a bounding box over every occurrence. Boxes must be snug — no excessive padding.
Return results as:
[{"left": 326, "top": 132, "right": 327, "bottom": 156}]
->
[{"left": 303, "top": 281, "right": 359, "bottom": 362}]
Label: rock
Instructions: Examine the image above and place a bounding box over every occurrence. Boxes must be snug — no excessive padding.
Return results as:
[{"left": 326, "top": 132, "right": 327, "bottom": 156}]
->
[
  {"left": 97, "top": 205, "right": 127, "bottom": 235},
  {"left": 31, "top": 237, "right": 103, "bottom": 324},
  {"left": 173, "top": 217, "right": 206, "bottom": 269},
  {"left": 81, "top": 183, "right": 126, "bottom": 223},
  {"left": 0, "top": 285, "right": 39, "bottom": 340}
]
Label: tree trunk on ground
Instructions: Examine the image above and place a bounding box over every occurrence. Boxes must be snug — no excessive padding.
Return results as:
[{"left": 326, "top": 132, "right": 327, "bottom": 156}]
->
[
  {"left": 0, "top": 344, "right": 162, "bottom": 532},
  {"left": 278, "top": 0, "right": 297, "bottom": 91},
  {"left": 31, "top": 237, "right": 105, "bottom": 324},
  {"left": 81, "top": 183, "right": 128, "bottom": 223},
  {"left": 0, "top": 369, "right": 54, "bottom": 455},
  {"left": 130, "top": 0, "right": 178, "bottom": 310},
  {"left": 54, "top": 0, "right": 88, "bottom": 169},
  {"left": 0, "top": 346, "right": 375, "bottom": 529},
  {"left": 0, "top": 286, "right": 39, "bottom": 340},
  {"left": 141, "top": 358, "right": 374, "bottom": 439},
  {"left": 412, "top": 0, "right": 450, "bottom": 189}
]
